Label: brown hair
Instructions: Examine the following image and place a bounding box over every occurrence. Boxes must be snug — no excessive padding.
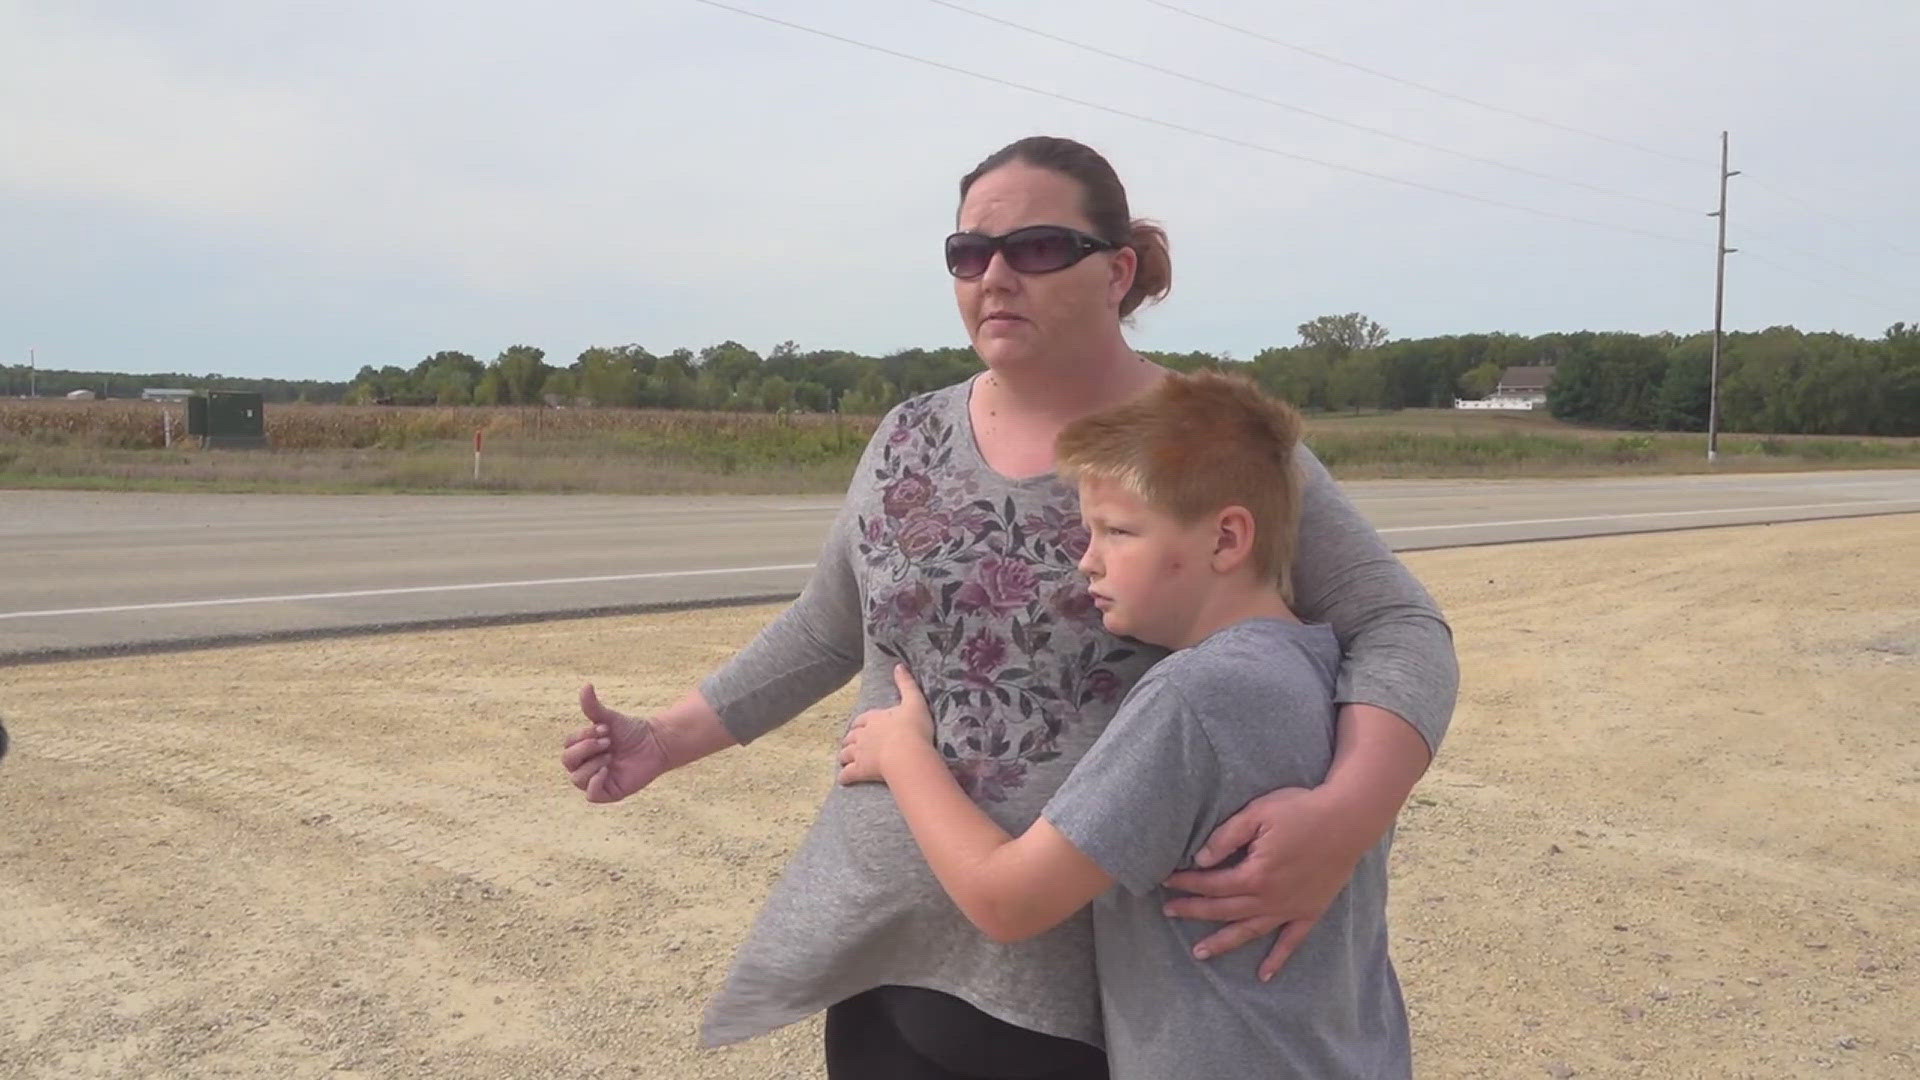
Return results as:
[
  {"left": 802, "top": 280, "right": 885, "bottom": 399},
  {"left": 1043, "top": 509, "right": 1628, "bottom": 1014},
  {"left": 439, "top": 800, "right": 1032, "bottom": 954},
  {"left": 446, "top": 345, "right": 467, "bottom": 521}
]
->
[
  {"left": 1055, "top": 371, "right": 1304, "bottom": 599},
  {"left": 959, "top": 136, "right": 1172, "bottom": 317}
]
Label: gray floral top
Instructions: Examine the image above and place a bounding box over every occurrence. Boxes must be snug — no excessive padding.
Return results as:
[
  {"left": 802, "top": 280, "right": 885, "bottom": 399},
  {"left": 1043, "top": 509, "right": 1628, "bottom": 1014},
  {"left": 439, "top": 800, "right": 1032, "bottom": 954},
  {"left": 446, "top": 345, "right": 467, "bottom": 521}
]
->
[
  {"left": 698, "top": 376, "right": 1456, "bottom": 1050},
  {"left": 858, "top": 391, "right": 1145, "bottom": 804}
]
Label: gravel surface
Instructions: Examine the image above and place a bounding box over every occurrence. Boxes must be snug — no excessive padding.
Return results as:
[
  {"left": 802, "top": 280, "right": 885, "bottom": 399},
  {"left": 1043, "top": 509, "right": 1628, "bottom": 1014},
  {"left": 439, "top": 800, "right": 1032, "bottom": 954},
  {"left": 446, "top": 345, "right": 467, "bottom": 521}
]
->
[{"left": 1, "top": 515, "right": 1914, "bottom": 1078}]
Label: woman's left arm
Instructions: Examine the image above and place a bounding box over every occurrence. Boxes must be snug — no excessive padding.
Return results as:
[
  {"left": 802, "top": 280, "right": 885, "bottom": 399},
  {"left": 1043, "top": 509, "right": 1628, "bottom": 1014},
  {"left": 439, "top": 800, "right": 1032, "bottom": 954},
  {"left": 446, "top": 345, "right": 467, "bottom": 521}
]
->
[{"left": 1162, "top": 446, "right": 1458, "bottom": 979}]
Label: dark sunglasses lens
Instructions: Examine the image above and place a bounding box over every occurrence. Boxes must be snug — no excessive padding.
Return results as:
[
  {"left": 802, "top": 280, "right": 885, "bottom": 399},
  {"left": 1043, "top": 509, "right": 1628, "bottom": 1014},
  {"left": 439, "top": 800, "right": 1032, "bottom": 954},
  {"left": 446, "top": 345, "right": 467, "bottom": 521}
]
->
[
  {"left": 946, "top": 235, "right": 993, "bottom": 278},
  {"left": 1003, "top": 229, "right": 1081, "bottom": 273}
]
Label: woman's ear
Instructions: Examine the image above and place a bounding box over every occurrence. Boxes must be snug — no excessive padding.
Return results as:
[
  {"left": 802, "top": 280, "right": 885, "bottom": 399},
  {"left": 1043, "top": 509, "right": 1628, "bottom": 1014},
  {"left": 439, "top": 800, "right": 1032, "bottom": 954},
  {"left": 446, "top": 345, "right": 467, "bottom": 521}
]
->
[
  {"left": 1107, "top": 246, "right": 1138, "bottom": 309},
  {"left": 1211, "top": 506, "right": 1257, "bottom": 574}
]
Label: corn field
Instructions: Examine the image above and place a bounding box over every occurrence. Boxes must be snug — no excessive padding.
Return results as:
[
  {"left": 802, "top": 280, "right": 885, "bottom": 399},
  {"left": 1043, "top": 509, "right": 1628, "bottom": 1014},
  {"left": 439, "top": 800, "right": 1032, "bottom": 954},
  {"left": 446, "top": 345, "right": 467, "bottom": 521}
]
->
[
  {"left": 0, "top": 399, "right": 881, "bottom": 453},
  {"left": 3, "top": 398, "right": 1914, "bottom": 494}
]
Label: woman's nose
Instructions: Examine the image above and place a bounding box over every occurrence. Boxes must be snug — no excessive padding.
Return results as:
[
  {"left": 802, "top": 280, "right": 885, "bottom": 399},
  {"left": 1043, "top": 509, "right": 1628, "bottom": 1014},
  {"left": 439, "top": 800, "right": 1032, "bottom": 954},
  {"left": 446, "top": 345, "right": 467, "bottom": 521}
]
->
[{"left": 979, "top": 249, "right": 1019, "bottom": 290}]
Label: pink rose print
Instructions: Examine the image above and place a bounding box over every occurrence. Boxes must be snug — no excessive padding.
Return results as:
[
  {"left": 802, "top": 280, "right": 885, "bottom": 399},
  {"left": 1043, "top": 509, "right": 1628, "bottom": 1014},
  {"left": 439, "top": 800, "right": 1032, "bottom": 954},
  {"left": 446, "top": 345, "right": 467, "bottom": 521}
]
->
[
  {"left": 1060, "top": 524, "right": 1091, "bottom": 562},
  {"left": 1049, "top": 584, "right": 1101, "bottom": 628},
  {"left": 953, "top": 556, "right": 1039, "bottom": 616},
  {"left": 1023, "top": 506, "right": 1091, "bottom": 562},
  {"left": 883, "top": 471, "right": 935, "bottom": 518},
  {"left": 951, "top": 757, "right": 1029, "bottom": 804},
  {"left": 895, "top": 511, "right": 952, "bottom": 560},
  {"left": 959, "top": 628, "right": 1009, "bottom": 681},
  {"left": 877, "top": 581, "right": 934, "bottom": 630},
  {"left": 1084, "top": 669, "right": 1121, "bottom": 704}
]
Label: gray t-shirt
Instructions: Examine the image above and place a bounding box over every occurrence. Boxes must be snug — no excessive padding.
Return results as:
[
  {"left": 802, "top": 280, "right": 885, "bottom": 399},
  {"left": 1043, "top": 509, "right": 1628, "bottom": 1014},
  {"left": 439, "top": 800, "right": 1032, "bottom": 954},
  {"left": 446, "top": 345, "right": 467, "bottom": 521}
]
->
[
  {"left": 697, "top": 377, "right": 1455, "bottom": 1050},
  {"left": 1046, "top": 618, "right": 1411, "bottom": 1079}
]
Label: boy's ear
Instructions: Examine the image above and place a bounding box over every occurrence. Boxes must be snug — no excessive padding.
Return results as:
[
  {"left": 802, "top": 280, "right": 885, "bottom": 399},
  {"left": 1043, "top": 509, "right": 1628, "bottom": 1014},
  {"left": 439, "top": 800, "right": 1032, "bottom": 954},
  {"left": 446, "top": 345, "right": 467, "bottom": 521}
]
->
[{"left": 1211, "top": 506, "right": 1257, "bottom": 573}]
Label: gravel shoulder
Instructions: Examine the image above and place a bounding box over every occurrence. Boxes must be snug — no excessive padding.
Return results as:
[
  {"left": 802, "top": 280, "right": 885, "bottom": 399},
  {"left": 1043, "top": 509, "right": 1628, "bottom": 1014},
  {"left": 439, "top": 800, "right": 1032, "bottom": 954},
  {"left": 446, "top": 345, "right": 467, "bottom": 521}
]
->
[{"left": 1, "top": 515, "right": 1915, "bottom": 1078}]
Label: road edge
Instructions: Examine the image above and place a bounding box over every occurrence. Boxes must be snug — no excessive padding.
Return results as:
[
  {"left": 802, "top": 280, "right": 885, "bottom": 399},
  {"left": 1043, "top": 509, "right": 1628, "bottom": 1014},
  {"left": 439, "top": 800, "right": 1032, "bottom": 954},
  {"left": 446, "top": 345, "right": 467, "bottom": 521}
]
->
[{"left": 5, "top": 510, "right": 1914, "bottom": 669}]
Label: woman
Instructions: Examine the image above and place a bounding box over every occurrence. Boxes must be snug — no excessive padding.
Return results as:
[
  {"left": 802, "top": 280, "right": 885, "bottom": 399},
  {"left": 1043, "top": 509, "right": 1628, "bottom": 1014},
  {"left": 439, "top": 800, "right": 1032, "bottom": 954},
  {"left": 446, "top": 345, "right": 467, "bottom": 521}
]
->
[{"left": 562, "top": 136, "right": 1456, "bottom": 1079}]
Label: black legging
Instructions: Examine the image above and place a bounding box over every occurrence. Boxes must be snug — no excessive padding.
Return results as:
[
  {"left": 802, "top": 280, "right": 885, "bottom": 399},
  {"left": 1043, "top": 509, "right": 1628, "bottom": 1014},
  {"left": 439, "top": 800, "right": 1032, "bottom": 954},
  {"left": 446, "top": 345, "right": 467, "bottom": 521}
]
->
[{"left": 825, "top": 985, "right": 1109, "bottom": 1080}]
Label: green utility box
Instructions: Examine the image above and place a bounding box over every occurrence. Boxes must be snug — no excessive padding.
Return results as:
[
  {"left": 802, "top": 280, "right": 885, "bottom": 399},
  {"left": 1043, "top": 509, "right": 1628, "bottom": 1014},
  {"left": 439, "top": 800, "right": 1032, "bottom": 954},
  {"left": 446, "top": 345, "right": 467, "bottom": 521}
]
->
[{"left": 186, "top": 391, "right": 268, "bottom": 448}]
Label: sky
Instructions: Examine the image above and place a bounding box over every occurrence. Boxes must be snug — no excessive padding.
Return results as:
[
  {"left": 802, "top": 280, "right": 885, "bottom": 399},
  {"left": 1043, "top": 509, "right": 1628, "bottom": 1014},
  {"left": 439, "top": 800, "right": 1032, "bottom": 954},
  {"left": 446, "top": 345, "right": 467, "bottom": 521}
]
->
[{"left": 3, "top": 0, "right": 1916, "bottom": 382}]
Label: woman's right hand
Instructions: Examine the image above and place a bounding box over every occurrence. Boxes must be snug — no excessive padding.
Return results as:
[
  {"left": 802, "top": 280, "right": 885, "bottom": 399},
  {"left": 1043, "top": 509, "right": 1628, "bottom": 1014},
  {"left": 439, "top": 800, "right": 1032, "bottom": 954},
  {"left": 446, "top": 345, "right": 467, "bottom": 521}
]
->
[{"left": 561, "top": 684, "right": 676, "bottom": 803}]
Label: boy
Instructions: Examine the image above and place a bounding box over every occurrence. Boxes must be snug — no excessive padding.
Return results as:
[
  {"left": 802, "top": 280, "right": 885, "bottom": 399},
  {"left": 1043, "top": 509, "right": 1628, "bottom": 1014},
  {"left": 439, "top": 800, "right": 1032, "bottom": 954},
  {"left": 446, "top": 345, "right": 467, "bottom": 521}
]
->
[{"left": 838, "top": 371, "right": 1412, "bottom": 1077}]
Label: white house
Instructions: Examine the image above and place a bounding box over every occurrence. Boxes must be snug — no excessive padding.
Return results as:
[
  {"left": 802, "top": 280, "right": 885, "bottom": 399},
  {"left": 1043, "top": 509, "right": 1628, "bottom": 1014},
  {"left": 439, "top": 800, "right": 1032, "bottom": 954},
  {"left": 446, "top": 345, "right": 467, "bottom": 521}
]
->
[{"left": 1455, "top": 364, "right": 1555, "bottom": 411}]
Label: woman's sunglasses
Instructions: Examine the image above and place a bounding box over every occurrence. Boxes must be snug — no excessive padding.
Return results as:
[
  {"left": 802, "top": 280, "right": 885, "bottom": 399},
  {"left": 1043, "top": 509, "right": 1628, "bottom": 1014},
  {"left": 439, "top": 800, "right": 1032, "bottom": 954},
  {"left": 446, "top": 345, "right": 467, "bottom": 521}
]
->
[{"left": 944, "top": 225, "right": 1117, "bottom": 279}]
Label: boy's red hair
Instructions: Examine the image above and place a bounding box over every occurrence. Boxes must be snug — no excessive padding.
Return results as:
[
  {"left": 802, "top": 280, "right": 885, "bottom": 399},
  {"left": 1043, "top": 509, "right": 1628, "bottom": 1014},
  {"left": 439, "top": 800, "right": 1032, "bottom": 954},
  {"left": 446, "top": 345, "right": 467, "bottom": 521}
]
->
[{"left": 1056, "top": 371, "right": 1304, "bottom": 600}]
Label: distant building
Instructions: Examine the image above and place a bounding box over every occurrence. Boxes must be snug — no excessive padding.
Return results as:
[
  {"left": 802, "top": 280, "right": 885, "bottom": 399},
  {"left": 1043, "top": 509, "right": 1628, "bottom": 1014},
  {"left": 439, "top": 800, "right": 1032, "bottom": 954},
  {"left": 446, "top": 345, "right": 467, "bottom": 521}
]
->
[
  {"left": 1455, "top": 363, "right": 1555, "bottom": 411},
  {"left": 141, "top": 388, "right": 196, "bottom": 402},
  {"left": 1495, "top": 365, "right": 1555, "bottom": 403},
  {"left": 66, "top": 388, "right": 97, "bottom": 400}
]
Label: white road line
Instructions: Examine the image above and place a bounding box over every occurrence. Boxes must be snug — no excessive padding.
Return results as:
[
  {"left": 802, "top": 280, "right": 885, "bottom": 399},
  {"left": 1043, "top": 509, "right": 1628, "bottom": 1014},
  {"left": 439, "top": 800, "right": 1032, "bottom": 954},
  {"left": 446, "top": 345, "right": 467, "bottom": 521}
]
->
[
  {"left": 1376, "top": 498, "right": 1919, "bottom": 533},
  {"left": 5, "top": 499, "right": 1915, "bottom": 623},
  {"left": 0, "top": 563, "right": 816, "bottom": 621}
]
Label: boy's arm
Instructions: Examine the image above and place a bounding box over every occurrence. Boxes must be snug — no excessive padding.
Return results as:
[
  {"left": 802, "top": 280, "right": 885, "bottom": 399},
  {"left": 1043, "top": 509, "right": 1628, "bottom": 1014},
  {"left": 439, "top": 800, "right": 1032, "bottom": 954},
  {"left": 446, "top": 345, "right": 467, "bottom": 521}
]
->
[{"left": 880, "top": 740, "right": 1113, "bottom": 944}]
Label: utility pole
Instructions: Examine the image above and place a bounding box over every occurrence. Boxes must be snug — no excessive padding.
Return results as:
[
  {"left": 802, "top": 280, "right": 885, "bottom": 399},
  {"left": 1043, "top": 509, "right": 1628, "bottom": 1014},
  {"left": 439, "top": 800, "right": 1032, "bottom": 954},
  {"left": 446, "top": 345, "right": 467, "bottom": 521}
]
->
[
  {"left": 1706, "top": 131, "right": 1740, "bottom": 463},
  {"left": 27, "top": 348, "right": 35, "bottom": 399}
]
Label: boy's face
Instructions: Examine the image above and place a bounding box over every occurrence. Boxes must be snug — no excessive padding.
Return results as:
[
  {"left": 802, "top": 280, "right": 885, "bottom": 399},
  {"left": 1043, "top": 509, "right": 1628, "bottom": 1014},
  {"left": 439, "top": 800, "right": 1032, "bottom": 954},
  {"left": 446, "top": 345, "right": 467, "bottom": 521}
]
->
[{"left": 1075, "top": 476, "right": 1217, "bottom": 649}]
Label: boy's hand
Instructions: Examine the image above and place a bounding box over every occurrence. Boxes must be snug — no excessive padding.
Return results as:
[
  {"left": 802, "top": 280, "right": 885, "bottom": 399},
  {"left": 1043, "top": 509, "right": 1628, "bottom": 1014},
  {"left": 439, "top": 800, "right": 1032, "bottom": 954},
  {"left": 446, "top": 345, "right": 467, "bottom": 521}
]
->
[{"left": 837, "top": 664, "right": 935, "bottom": 784}]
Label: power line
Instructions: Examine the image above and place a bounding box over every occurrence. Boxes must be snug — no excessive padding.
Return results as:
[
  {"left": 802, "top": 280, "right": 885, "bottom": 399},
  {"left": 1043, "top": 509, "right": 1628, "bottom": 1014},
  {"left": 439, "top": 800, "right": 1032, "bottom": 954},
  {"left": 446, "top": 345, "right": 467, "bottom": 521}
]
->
[
  {"left": 925, "top": 0, "right": 1702, "bottom": 218},
  {"left": 1732, "top": 179, "right": 1920, "bottom": 300},
  {"left": 1142, "top": 0, "right": 1713, "bottom": 168},
  {"left": 1742, "top": 252, "right": 1912, "bottom": 320},
  {"left": 1136, "top": 0, "right": 1918, "bottom": 289},
  {"left": 686, "top": 0, "right": 1697, "bottom": 245},
  {"left": 948, "top": 0, "right": 1920, "bottom": 309},
  {"left": 1744, "top": 177, "right": 1920, "bottom": 260},
  {"left": 1737, "top": 222, "right": 1914, "bottom": 292},
  {"left": 1714, "top": 141, "right": 1908, "bottom": 329}
]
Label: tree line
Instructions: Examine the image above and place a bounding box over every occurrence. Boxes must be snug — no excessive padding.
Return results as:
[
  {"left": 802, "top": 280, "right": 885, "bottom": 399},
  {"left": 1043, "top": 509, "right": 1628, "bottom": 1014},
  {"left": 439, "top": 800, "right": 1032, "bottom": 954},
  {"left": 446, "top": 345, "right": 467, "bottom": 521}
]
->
[
  {"left": 1542, "top": 321, "right": 1920, "bottom": 436},
  {"left": 344, "top": 341, "right": 984, "bottom": 417},
  {"left": 14, "top": 312, "right": 1916, "bottom": 436},
  {"left": 345, "top": 313, "right": 1916, "bottom": 436},
  {"left": 2, "top": 367, "right": 349, "bottom": 404}
]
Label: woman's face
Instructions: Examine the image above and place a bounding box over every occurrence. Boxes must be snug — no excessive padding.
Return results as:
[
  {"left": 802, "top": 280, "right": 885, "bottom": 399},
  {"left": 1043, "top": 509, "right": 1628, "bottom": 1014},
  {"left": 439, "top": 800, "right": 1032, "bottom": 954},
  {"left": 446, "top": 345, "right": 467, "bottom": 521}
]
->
[{"left": 954, "top": 162, "right": 1137, "bottom": 375}]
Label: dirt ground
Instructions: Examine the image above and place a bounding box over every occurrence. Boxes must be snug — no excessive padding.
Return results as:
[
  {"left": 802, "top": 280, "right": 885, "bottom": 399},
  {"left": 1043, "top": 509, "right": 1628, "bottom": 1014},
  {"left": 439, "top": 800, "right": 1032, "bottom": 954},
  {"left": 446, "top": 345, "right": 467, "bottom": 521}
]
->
[{"left": 2, "top": 515, "right": 1915, "bottom": 1079}]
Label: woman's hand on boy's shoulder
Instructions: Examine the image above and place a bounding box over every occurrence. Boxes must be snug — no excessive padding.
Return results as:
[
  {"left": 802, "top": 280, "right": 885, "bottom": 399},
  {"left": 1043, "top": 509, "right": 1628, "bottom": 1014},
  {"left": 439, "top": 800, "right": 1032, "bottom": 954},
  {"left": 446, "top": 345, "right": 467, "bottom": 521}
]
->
[{"left": 837, "top": 664, "right": 936, "bottom": 784}]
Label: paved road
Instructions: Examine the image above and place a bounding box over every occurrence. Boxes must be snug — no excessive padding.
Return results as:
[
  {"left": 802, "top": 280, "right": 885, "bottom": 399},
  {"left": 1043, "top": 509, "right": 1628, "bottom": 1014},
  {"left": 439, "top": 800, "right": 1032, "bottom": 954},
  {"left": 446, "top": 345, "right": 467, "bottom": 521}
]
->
[{"left": 4, "top": 469, "right": 1917, "bottom": 661}]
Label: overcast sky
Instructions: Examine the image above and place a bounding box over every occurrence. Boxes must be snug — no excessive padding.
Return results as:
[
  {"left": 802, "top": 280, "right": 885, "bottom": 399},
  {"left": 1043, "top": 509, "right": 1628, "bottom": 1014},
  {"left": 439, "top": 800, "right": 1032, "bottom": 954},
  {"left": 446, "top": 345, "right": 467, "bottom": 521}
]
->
[{"left": 4, "top": 0, "right": 1915, "bottom": 382}]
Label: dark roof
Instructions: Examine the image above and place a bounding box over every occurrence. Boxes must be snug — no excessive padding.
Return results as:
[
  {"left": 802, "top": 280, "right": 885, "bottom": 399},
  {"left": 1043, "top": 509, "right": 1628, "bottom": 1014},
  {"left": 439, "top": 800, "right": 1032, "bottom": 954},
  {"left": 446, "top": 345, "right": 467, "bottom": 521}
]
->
[{"left": 1497, "top": 365, "right": 1555, "bottom": 391}]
